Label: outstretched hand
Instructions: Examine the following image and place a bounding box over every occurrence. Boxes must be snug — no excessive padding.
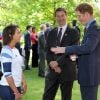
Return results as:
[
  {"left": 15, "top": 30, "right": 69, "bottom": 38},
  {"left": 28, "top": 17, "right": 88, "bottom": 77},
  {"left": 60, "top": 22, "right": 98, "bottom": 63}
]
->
[{"left": 51, "top": 47, "right": 66, "bottom": 54}]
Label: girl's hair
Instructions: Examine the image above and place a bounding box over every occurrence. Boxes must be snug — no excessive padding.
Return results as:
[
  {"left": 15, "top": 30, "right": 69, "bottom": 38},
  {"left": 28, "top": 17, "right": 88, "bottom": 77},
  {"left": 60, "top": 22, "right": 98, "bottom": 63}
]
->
[{"left": 3, "top": 24, "right": 19, "bottom": 45}]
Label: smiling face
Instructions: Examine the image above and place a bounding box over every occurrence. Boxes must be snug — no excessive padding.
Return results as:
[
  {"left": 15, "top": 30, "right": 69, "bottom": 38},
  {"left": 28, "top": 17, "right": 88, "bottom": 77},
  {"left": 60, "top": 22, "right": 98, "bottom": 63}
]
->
[{"left": 55, "top": 10, "right": 67, "bottom": 26}]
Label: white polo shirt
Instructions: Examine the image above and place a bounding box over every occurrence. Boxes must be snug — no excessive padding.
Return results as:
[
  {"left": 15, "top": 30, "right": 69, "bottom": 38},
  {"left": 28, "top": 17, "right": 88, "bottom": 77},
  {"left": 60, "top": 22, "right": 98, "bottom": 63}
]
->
[{"left": 0, "top": 46, "right": 23, "bottom": 87}]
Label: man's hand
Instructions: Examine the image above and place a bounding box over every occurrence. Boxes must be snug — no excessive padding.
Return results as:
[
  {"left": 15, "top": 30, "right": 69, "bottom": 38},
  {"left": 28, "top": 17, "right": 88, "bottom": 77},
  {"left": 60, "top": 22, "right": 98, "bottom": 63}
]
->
[
  {"left": 49, "top": 61, "right": 61, "bottom": 73},
  {"left": 54, "top": 66, "right": 62, "bottom": 73},
  {"left": 51, "top": 47, "right": 66, "bottom": 54},
  {"left": 70, "top": 54, "right": 78, "bottom": 61},
  {"left": 49, "top": 61, "right": 58, "bottom": 69}
]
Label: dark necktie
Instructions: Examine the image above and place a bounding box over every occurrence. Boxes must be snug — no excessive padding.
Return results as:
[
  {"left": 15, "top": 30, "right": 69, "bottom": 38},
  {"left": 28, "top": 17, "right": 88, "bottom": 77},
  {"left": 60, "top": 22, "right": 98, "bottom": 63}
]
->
[
  {"left": 84, "top": 27, "right": 87, "bottom": 37},
  {"left": 82, "top": 27, "right": 87, "bottom": 43},
  {"left": 57, "top": 28, "right": 62, "bottom": 46}
]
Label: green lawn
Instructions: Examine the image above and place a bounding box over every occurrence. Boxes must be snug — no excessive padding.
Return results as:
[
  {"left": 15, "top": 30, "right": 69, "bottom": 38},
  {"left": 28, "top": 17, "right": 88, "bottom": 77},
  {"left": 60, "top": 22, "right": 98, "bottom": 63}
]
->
[{"left": 23, "top": 68, "right": 100, "bottom": 100}]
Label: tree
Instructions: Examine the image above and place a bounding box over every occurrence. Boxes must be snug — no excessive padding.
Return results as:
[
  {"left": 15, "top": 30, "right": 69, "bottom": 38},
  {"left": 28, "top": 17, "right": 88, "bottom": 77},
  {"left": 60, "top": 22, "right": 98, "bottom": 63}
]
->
[{"left": 0, "top": 0, "right": 100, "bottom": 32}]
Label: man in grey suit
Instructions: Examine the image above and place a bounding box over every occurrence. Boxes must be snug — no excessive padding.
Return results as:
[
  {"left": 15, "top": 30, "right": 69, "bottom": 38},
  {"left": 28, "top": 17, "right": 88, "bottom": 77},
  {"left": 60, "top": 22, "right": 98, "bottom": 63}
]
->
[
  {"left": 51, "top": 3, "right": 100, "bottom": 100},
  {"left": 38, "top": 24, "right": 46, "bottom": 77}
]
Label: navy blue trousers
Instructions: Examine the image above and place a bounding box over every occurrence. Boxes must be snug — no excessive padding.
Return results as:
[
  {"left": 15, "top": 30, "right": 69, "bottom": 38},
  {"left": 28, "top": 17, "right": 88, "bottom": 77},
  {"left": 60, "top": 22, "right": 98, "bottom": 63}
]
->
[
  {"left": 0, "top": 85, "right": 21, "bottom": 100},
  {"left": 80, "top": 85, "right": 98, "bottom": 100}
]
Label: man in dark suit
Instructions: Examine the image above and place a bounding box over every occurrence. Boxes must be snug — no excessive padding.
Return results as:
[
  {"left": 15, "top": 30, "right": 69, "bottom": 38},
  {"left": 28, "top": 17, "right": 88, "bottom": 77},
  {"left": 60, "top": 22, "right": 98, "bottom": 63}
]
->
[
  {"left": 51, "top": 3, "right": 100, "bottom": 100},
  {"left": 43, "top": 8, "right": 80, "bottom": 100},
  {"left": 24, "top": 25, "right": 32, "bottom": 70}
]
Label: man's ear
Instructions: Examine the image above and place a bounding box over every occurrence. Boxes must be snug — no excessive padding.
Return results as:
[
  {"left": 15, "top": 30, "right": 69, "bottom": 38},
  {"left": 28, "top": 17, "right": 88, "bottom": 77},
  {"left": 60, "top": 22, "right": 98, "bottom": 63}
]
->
[{"left": 85, "top": 12, "right": 90, "bottom": 17}]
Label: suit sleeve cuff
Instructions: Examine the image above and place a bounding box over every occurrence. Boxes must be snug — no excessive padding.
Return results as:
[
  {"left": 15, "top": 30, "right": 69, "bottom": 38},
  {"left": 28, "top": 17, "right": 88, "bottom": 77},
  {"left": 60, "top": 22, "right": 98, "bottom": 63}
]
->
[{"left": 65, "top": 46, "right": 75, "bottom": 55}]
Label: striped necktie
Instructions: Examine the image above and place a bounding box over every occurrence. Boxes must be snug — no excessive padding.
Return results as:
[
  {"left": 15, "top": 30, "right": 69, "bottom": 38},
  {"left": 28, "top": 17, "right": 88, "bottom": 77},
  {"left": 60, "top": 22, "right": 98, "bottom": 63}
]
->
[{"left": 57, "top": 28, "right": 62, "bottom": 46}]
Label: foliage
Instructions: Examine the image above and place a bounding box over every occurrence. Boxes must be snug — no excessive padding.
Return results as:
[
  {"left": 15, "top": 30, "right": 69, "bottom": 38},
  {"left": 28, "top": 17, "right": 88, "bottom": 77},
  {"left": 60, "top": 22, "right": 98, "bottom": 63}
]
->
[{"left": 0, "top": 0, "right": 100, "bottom": 32}]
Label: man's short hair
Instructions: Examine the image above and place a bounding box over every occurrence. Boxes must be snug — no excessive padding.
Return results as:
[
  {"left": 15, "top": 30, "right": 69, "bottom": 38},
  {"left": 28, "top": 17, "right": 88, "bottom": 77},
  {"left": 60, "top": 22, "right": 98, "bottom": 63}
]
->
[
  {"left": 26, "top": 25, "right": 32, "bottom": 30},
  {"left": 75, "top": 3, "right": 93, "bottom": 15},
  {"left": 46, "top": 23, "right": 50, "bottom": 27},
  {"left": 40, "top": 24, "right": 46, "bottom": 30},
  {"left": 54, "top": 7, "right": 67, "bottom": 16}
]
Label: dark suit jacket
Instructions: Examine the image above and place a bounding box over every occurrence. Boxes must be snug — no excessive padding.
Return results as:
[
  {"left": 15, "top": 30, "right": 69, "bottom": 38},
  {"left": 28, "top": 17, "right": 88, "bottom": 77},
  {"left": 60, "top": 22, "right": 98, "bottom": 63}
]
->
[
  {"left": 24, "top": 32, "right": 31, "bottom": 50},
  {"left": 65, "top": 20, "right": 100, "bottom": 86},
  {"left": 46, "top": 26, "right": 80, "bottom": 81},
  {"left": 44, "top": 27, "right": 52, "bottom": 42}
]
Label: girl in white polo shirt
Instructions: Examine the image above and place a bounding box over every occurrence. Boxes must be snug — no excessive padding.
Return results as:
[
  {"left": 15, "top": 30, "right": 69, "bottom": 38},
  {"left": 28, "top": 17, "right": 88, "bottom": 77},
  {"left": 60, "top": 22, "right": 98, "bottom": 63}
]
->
[{"left": 0, "top": 24, "right": 27, "bottom": 100}]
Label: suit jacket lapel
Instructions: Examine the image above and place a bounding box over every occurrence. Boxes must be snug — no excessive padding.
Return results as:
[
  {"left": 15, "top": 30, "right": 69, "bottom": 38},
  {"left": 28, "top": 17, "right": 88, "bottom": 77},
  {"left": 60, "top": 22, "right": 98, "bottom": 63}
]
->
[
  {"left": 55, "top": 27, "right": 58, "bottom": 37},
  {"left": 52, "top": 27, "right": 58, "bottom": 46},
  {"left": 82, "top": 20, "right": 96, "bottom": 44}
]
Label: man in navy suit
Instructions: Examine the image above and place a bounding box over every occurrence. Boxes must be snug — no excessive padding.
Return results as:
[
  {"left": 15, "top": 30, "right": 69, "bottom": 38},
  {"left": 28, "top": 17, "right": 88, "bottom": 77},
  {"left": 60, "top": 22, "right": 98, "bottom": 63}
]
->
[
  {"left": 24, "top": 25, "right": 32, "bottom": 70},
  {"left": 51, "top": 3, "right": 100, "bottom": 100}
]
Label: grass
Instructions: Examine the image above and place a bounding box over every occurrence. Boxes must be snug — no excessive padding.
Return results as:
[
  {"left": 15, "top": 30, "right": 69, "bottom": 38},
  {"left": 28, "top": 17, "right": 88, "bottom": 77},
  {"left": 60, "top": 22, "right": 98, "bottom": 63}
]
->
[{"left": 23, "top": 68, "right": 100, "bottom": 100}]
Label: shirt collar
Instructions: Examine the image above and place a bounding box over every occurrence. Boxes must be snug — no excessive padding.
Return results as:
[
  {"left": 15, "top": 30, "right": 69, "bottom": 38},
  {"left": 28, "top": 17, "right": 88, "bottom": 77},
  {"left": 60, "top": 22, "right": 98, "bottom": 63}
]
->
[
  {"left": 41, "top": 31, "right": 44, "bottom": 35},
  {"left": 28, "top": 31, "right": 31, "bottom": 34},
  {"left": 58, "top": 24, "right": 67, "bottom": 30},
  {"left": 85, "top": 19, "right": 95, "bottom": 29}
]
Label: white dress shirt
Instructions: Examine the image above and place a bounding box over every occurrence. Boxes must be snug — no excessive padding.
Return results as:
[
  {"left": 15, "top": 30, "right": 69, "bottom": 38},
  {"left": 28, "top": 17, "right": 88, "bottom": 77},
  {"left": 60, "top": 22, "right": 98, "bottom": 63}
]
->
[{"left": 58, "top": 24, "right": 67, "bottom": 42}]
